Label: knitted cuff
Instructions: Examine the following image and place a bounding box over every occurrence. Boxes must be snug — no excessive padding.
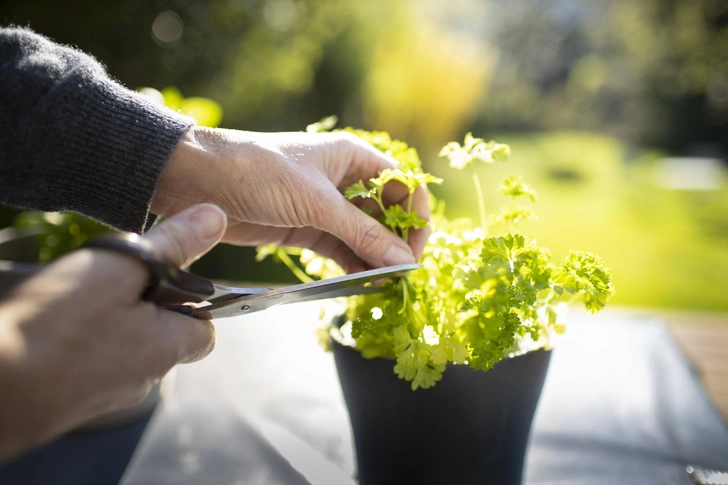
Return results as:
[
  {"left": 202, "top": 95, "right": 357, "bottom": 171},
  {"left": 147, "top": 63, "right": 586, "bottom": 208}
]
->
[{"left": 30, "top": 76, "right": 195, "bottom": 233}]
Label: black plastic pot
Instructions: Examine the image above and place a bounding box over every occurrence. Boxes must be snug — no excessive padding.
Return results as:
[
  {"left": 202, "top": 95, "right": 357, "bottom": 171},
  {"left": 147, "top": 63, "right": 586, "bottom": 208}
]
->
[{"left": 332, "top": 339, "right": 552, "bottom": 485}]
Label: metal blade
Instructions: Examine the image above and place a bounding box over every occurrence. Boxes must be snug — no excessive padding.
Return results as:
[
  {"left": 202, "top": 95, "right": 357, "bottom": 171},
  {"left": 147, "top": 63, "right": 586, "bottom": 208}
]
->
[
  {"left": 193, "top": 263, "right": 420, "bottom": 319},
  {"left": 207, "top": 284, "right": 270, "bottom": 304}
]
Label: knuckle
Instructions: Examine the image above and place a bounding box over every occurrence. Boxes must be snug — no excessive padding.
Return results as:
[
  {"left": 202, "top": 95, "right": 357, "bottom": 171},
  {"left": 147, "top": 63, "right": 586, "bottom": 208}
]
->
[{"left": 330, "top": 131, "right": 360, "bottom": 148}]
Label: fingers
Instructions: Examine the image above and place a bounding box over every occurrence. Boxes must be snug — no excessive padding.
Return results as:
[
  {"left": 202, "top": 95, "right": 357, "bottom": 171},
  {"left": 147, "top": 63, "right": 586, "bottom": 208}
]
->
[
  {"left": 282, "top": 228, "right": 368, "bottom": 274},
  {"left": 370, "top": 182, "right": 431, "bottom": 261},
  {"left": 155, "top": 309, "right": 216, "bottom": 364},
  {"left": 335, "top": 132, "right": 398, "bottom": 187},
  {"left": 313, "top": 189, "right": 416, "bottom": 269},
  {"left": 144, "top": 203, "right": 228, "bottom": 268},
  {"left": 140, "top": 204, "right": 223, "bottom": 365},
  {"left": 340, "top": 135, "right": 432, "bottom": 262},
  {"left": 142, "top": 204, "right": 225, "bottom": 367}
]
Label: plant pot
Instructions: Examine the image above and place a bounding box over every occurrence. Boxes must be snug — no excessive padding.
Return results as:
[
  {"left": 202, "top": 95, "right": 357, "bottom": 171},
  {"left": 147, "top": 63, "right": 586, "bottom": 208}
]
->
[{"left": 332, "top": 338, "right": 552, "bottom": 485}]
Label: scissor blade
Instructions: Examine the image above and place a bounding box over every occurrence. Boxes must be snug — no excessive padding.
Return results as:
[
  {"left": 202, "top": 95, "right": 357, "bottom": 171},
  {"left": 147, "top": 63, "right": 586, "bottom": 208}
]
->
[
  {"left": 207, "top": 284, "right": 270, "bottom": 304},
  {"left": 195, "top": 263, "right": 421, "bottom": 319},
  {"left": 288, "top": 284, "right": 384, "bottom": 304}
]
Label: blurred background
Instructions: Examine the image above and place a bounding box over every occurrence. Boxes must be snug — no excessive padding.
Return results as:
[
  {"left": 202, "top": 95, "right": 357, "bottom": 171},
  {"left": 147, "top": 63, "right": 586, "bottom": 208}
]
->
[{"left": 1, "top": 0, "right": 727, "bottom": 312}]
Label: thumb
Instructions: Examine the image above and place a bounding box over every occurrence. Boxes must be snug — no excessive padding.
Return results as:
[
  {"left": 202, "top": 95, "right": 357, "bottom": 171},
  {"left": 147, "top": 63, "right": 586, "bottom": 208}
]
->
[
  {"left": 322, "top": 194, "right": 415, "bottom": 269},
  {"left": 144, "top": 203, "right": 227, "bottom": 268}
]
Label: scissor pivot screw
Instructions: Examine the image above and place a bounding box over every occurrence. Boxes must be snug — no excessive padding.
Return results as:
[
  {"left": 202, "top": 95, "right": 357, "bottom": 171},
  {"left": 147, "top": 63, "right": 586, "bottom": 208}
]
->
[{"left": 240, "top": 305, "right": 251, "bottom": 312}]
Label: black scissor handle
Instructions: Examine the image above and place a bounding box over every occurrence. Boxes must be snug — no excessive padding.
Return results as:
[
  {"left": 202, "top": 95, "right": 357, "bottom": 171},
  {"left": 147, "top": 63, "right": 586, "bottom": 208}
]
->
[{"left": 85, "top": 233, "right": 215, "bottom": 304}]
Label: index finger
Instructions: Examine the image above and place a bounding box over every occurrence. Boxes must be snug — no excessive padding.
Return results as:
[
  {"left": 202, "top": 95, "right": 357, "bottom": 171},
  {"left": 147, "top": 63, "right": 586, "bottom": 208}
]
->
[
  {"left": 336, "top": 133, "right": 399, "bottom": 189},
  {"left": 136, "top": 304, "right": 216, "bottom": 371},
  {"left": 344, "top": 138, "right": 432, "bottom": 261}
]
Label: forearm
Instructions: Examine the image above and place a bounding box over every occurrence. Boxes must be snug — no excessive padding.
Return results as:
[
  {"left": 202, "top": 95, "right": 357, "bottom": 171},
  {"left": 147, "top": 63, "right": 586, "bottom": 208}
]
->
[{"left": 0, "top": 27, "right": 195, "bottom": 233}]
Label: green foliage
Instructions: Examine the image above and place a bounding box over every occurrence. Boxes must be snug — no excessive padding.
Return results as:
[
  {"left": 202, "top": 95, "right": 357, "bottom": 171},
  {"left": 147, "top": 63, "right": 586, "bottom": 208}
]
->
[
  {"left": 12, "top": 212, "right": 111, "bottom": 262},
  {"left": 141, "top": 86, "right": 224, "bottom": 128},
  {"left": 259, "top": 118, "right": 614, "bottom": 390},
  {"left": 436, "top": 130, "right": 728, "bottom": 311},
  {"left": 306, "top": 115, "right": 339, "bottom": 133},
  {"left": 553, "top": 251, "right": 614, "bottom": 314},
  {"left": 439, "top": 133, "right": 511, "bottom": 170},
  {"left": 500, "top": 175, "right": 537, "bottom": 202}
]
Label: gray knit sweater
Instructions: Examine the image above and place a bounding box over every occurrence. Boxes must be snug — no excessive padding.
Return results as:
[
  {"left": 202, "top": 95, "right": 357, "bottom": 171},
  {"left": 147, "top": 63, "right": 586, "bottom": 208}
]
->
[{"left": 0, "top": 27, "right": 195, "bottom": 233}]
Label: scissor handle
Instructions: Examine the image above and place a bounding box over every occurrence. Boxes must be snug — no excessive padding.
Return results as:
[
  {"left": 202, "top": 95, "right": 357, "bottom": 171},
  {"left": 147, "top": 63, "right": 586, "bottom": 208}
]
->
[{"left": 85, "top": 233, "right": 215, "bottom": 305}]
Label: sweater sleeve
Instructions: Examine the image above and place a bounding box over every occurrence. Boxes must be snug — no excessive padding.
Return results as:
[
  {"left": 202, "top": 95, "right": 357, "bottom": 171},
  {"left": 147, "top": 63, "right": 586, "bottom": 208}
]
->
[{"left": 0, "top": 27, "right": 196, "bottom": 233}]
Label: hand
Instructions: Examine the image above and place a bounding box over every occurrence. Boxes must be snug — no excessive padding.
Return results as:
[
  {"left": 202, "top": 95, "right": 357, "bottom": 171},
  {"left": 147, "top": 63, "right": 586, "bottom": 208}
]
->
[
  {"left": 152, "top": 127, "right": 431, "bottom": 273},
  {"left": 0, "top": 204, "right": 226, "bottom": 460}
]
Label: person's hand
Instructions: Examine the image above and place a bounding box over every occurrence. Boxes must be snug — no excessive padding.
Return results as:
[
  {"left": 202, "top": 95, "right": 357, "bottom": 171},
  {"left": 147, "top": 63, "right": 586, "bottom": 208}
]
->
[
  {"left": 152, "top": 127, "right": 431, "bottom": 274},
  {"left": 0, "top": 203, "right": 226, "bottom": 460}
]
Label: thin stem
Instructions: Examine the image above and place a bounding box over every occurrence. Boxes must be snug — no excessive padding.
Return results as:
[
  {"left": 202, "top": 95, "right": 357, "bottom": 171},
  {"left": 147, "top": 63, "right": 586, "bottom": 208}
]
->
[
  {"left": 402, "top": 189, "right": 414, "bottom": 243},
  {"left": 470, "top": 165, "right": 487, "bottom": 231},
  {"left": 276, "top": 250, "right": 314, "bottom": 284},
  {"left": 400, "top": 277, "right": 409, "bottom": 314},
  {"left": 374, "top": 194, "right": 387, "bottom": 217}
]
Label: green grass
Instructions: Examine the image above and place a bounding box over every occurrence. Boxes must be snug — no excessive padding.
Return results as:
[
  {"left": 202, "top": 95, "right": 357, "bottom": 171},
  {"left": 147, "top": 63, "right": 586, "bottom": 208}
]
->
[{"left": 426, "top": 131, "right": 728, "bottom": 312}]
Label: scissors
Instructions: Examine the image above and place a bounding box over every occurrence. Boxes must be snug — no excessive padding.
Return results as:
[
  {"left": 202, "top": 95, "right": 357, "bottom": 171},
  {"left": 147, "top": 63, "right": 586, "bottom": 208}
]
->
[{"left": 0, "top": 232, "right": 420, "bottom": 320}]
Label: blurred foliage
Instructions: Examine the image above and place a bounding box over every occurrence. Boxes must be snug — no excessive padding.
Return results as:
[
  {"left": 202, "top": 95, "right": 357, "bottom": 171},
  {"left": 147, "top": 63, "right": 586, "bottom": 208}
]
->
[
  {"left": 467, "top": 0, "right": 728, "bottom": 155},
  {"left": 2, "top": 0, "right": 349, "bottom": 130},
  {"left": 1, "top": 0, "right": 724, "bottom": 148},
  {"left": 360, "top": 5, "right": 497, "bottom": 150},
  {"left": 0, "top": 0, "right": 492, "bottom": 143},
  {"left": 434, "top": 131, "right": 728, "bottom": 311},
  {"left": 11, "top": 212, "right": 111, "bottom": 262},
  {"left": 143, "top": 86, "right": 224, "bottom": 127}
]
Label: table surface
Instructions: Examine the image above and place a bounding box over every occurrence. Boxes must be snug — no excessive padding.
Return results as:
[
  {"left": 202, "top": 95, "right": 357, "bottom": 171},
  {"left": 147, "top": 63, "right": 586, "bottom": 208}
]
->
[
  {"left": 119, "top": 304, "right": 728, "bottom": 485},
  {"left": 666, "top": 313, "right": 728, "bottom": 421},
  {"left": 3, "top": 303, "right": 728, "bottom": 485},
  {"left": 595, "top": 306, "right": 728, "bottom": 421}
]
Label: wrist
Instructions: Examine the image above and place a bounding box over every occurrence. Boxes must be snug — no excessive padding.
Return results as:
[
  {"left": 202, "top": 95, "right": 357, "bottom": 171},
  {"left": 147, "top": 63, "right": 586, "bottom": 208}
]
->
[{"left": 151, "top": 125, "right": 223, "bottom": 217}]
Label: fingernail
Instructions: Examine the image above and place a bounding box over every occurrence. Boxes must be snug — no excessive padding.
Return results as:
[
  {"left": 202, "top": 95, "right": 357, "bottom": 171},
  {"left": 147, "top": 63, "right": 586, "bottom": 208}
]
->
[
  {"left": 383, "top": 244, "right": 415, "bottom": 266},
  {"left": 189, "top": 204, "right": 227, "bottom": 241}
]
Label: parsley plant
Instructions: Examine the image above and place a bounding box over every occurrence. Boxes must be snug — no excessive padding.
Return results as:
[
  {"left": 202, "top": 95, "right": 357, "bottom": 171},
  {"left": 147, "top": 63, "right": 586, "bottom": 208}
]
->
[{"left": 258, "top": 118, "right": 614, "bottom": 390}]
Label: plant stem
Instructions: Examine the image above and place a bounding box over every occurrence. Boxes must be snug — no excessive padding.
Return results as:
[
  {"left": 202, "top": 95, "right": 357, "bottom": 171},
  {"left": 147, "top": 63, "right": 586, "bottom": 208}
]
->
[
  {"left": 276, "top": 250, "right": 314, "bottom": 284},
  {"left": 402, "top": 190, "right": 414, "bottom": 243},
  {"left": 470, "top": 165, "right": 487, "bottom": 231},
  {"left": 374, "top": 195, "right": 387, "bottom": 217}
]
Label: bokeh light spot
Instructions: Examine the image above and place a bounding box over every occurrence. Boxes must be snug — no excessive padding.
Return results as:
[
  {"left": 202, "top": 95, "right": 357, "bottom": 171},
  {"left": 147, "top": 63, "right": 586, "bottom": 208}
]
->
[
  {"left": 263, "top": 0, "right": 298, "bottom": 32},
  {"left": 152, "top": 11, "right": 184, "bottom": 44}
]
